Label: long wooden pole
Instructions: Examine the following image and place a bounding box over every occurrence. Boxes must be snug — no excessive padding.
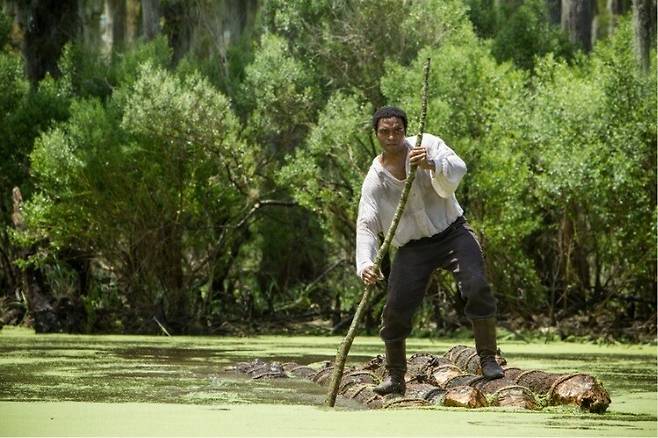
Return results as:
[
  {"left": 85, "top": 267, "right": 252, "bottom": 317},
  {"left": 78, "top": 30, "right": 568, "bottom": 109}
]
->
[{"left": 325, "top": 58, "right": 431, "bottom": 407}]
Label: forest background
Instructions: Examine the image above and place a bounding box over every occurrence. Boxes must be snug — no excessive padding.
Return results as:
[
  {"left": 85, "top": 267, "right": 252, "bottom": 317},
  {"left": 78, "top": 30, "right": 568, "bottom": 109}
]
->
[{"left": 0, "top": 0, "right": 655, "bottom": 342}]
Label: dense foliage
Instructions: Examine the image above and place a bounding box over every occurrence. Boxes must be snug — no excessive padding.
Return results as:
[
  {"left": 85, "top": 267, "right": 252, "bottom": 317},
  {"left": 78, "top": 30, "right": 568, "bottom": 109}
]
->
[{"left": 0, "top": 1, "right": 655, "bottom": 340}]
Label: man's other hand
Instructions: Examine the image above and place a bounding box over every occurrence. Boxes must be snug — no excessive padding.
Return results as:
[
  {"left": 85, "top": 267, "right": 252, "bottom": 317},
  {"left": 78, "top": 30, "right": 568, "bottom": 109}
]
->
[
  {"left": 409, "top": 146, "right": 434, "bottom": 170},
  {"left": 361, "top": 265, "right": 383, "bottom": 285}
]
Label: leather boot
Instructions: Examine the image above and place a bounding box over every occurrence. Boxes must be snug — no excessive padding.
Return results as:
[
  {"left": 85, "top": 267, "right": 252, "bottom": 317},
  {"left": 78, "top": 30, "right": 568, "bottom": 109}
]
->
[
  {"left": 472, "top": 318, "right": 505, "bottom": 379},
  {"left": 373, "top": 340, "right": 406, "bottom": 396}
]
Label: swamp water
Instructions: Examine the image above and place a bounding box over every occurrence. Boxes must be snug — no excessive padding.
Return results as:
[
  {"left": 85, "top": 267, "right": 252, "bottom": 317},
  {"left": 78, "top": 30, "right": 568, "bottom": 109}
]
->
[{"left": 0, "top": 327, "right": 656, "bottom": 436}]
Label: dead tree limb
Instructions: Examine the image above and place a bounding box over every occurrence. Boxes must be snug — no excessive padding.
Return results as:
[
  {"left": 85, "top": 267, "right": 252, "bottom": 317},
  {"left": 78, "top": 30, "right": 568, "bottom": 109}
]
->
[{"left": 325, "top": 58, "right": 432, "bottom": 407}]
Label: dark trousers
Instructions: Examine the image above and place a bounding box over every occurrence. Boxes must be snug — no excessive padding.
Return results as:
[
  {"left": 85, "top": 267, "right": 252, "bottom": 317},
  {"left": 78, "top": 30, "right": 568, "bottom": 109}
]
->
[{"left": 380, "top": 216, "right": 497, "bottom": 342}]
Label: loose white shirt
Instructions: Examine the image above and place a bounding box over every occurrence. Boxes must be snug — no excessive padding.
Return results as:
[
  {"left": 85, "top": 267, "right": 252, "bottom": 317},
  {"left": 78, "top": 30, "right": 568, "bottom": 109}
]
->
[{"left": 355, "top": 133, "right": 467, "bottom": 278}]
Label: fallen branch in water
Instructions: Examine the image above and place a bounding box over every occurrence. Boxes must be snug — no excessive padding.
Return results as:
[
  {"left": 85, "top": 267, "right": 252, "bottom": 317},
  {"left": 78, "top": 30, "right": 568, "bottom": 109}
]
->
[{"left": 153, "top": 316, "right": 172, "bottom": 336}]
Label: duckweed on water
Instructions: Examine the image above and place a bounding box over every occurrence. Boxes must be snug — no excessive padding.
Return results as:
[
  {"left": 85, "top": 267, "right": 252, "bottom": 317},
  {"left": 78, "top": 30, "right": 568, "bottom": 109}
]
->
[{"left": 0, "top": 326, "right": 656, "bottom": 436}]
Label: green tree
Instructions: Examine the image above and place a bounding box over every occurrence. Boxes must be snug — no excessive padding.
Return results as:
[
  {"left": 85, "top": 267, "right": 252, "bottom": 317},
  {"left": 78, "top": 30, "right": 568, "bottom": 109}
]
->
[
  {"left": 526, "top": 20, "right": 656, "bottom": 330},
  {"left": 259, "top": 0, "right": 473, "bottom": 106},
  {"left": 0, "top": 10, "right": 71, "bottom": 323},
  {"left": 491, "top": 0, "right": 575, "bottom": 70},
  {"left": 25, "top": 63, "right": 261, "bottom": 332},
  {"left": 277, "top": 92, "right": 383, "bottom": 329},
  {"left": 239, "top": 33, "right": 317, "bottom": 154}
]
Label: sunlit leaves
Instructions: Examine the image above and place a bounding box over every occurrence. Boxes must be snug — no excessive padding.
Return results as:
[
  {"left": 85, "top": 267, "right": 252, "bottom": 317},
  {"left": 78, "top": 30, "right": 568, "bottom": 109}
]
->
[
  {"left": 278, "top": 91, "right": 373, "bottom": 248},
  {"left": 26, "top": 63, "right": 255, "bottom": 323}
]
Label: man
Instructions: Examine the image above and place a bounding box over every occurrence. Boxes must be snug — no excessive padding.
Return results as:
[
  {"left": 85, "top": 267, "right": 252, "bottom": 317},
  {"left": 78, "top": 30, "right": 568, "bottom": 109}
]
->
[{"left": 356, "top": 106, "right": 504, "bottom": 396}]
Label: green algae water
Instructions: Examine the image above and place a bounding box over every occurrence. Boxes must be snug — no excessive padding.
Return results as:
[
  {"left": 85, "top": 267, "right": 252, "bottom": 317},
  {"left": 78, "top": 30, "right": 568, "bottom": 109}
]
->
[{"left": 0, "top": 326, "right": 656, "bottom": 436}]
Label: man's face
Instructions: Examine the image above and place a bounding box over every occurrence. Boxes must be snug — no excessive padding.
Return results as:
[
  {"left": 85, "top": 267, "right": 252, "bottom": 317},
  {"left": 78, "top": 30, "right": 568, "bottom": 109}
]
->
[{"left": 376, "top": 117, "right": 406, "bottom": 155}]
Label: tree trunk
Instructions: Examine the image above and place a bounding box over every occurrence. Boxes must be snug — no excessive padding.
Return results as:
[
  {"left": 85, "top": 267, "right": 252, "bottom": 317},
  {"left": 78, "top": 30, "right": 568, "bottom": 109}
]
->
[
  {"left": 161, "top": 0, "right": 191, "bottom": 62},
  {"left": 632, "top": 0, "right": 654, "bottom": 72},
  {"left": 187, "top": 0, "right": 258, "bottom": 62},
  {"left": 546, "top": 0, "right": 562, "bottom": 25},
  {"left": 155, "top": 221, "right": 186, "bottom": 333},
  {"left": 592, "top": 0, "right": 602, "bottom": 42},
  {"left": 0, "top": 200, "right": 17, "bottom": 299},
  {"left": 0, "top": 238, "right": 15, "bottom": 294},
  {"left": 608, "top": 0, "right": 631, "bottom": 14},
  {"left": 126, "top": 0, "right": 140, "bottom": 43},
  {"left": 78, "top": 0, "right": 103, "bottom": 51},
  {"left": 606, "top": 0, "right": 630, "bottom": 34},
  {"left": 107, "top": 0, "right": 127, "bottom": 50},
  {"left": 14, "top": 0, "right": 79, "bottom": 84},
  {"left": 140, "top": 0, "right": 159, "bottom": 40},
  {"left": 561, "top": 0, "right": 594, "bottom": 52}
]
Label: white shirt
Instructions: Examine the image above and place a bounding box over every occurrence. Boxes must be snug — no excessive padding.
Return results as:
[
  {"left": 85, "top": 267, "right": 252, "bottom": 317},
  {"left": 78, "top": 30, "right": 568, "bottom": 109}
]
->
[{"left": 355, "top": 133, "right": 466, "bottom": 278}]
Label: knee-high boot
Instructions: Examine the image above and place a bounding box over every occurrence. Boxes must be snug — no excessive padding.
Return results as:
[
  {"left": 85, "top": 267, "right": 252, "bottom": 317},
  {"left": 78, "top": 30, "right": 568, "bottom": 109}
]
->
[
  {"left": 373, "top": 339, "right": 406, "bottom": 395},
  {"left": 472, "top": 317, "right": 505, "bottom": 379}
]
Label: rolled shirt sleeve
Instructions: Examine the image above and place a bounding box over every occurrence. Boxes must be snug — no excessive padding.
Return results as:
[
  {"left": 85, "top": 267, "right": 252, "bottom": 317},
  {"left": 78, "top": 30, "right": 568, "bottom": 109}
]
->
[
  {"left": 355, "top": 177, "right": 382, "bottom": 278},
  {"left": 424, "top": 134, "right": 467, "bottom": 198}
]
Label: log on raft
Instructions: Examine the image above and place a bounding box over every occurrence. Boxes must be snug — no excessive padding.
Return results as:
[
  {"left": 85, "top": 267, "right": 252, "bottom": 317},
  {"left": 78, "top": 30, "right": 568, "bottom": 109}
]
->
[
  {"left": 444, "top": 345, "right": 611, "bottom": 413},
  {"left": 444, "top": 344, "right": 507, "bottom": 375}
]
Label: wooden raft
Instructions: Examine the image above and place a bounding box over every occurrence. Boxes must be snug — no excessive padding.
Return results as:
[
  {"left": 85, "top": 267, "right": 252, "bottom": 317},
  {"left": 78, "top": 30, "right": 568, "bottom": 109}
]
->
[{"left": 226, "top": 345, "right": 610, "bottom": 412}]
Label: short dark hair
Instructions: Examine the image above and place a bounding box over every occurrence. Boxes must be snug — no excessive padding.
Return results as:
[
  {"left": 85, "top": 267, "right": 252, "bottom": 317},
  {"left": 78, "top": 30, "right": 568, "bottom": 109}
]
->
[{"left": 372, "top": 106, "right": 408, "bottom": 133}]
